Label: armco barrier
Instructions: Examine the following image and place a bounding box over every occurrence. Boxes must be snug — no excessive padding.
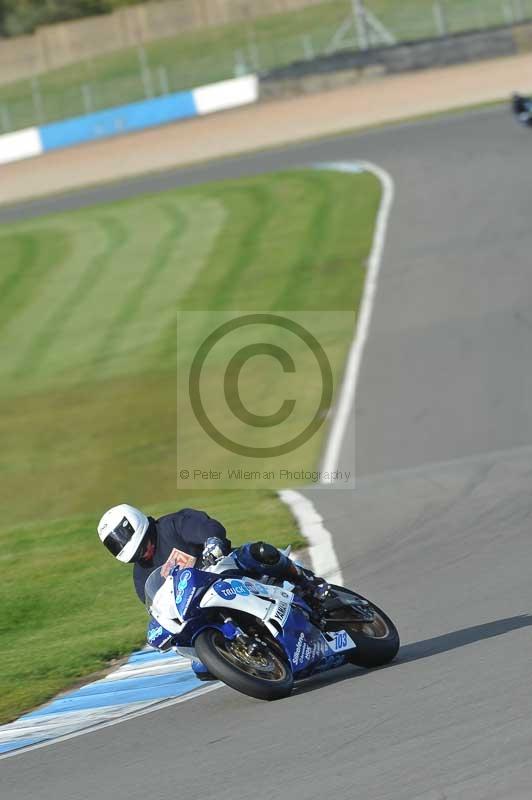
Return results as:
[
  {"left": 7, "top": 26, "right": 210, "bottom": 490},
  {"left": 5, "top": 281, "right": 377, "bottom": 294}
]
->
[{"left": 0, "top": 75, "right": 258, "bottom": 166}]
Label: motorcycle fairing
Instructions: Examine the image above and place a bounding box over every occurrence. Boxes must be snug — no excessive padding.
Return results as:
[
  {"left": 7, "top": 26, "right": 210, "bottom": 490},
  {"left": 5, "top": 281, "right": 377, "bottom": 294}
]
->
[
  {"left": 172, "top": 567, "right": 216, "bottom": 621},
  {"left": 199, "top": 578, "right": 274, "bottom": 623},
  {"left": 274, "top": 604, "right": 331, "bottom": 675},
  {"left": 146, "top": 616, "right": 175, "bottom": 649},
  {"left": 274, "top": 606, "right": 359, "bottom": 676},
  {"left": 147, "top": 565, "right": 359, "bottom": 679}
]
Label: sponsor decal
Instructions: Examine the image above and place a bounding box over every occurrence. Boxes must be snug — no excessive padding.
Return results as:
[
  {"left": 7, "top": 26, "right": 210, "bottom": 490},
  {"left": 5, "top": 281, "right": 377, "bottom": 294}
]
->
[
  {"left": 147, "top": 624, "right": 163, "bottom": 643},
  {"left": 292, "top": 633, "right": 327, "bottom": 666},
  {"left": 175, "top": 570, "right": 192, "bottom": 604},
  {"left": 213, "top": 581, "right": 237, "bottom": 601},
  {"left": 230, "top": 580, "right": 250, "bottom": 597},
  {"left": 243, "top": 579, "right": 262, "bottom": 595},
  {"left": 273, "top": 599, "right": 290, "bottom": 627},
  {"left": 292, "top": 632, "right": 306, "bottom": 665},
  {"left": 179, "top": 589, "right": 196, "bottom": 618},
  {"left": 212, "top": 579, "right": 252, "bottom": 600}
]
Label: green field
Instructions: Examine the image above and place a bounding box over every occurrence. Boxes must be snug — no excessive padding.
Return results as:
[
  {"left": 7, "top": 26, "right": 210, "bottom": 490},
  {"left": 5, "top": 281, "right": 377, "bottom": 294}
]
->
[
  {"left": 0, "top": 167, "right": 380, "bottom": 723},
  {"left": 1, "top": 0, "right": 530, "bottom": 130}
]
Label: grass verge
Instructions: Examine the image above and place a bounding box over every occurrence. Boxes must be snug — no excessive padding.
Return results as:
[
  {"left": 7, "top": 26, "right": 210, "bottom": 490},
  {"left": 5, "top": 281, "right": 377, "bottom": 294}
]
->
[{"left": 0, "top": 167, "right": 380, "bottom": 723}]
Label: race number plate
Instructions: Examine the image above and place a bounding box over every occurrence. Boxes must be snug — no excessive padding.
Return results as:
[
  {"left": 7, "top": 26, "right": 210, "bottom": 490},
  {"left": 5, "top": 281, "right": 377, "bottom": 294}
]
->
[{"left": 161, "top": 548, "right": 197, "bottom": 577}]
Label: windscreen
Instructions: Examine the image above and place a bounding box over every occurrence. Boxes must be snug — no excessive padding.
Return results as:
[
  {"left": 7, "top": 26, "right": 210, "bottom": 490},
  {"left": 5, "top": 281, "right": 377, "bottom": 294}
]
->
[{"left": 144, "top": 567, "right": 166, "bottom": 613}]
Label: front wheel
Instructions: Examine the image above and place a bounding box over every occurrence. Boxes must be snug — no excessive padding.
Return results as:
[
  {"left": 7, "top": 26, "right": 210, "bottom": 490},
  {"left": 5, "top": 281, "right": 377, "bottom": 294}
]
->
[
  {"left": 327, "top": 585, "right": 400, "bottom": 668},
  {"left": 194, "top": 628, "right": 294, "bottom": 701}
]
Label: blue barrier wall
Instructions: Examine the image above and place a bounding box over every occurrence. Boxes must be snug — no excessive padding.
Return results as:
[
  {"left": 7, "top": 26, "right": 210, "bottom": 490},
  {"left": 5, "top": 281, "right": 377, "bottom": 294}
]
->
[
  {"left": 0, "top": 76, "right": 259, "bottom": 164},
  {"left": 39, "top": 90, "right": 197, "bottom": 151}
]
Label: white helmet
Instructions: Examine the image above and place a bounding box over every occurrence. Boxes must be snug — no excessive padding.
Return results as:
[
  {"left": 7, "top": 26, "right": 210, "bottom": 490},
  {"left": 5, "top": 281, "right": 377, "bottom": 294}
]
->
[{"left": 97, "top": 504, "right": 150, "bottom": 563}]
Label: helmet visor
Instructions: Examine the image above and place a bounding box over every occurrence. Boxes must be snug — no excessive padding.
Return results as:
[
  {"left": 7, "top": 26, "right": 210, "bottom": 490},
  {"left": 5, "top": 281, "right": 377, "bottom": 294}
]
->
[{"left": 103, "top": 517, "right": 136, "bottom": 557}]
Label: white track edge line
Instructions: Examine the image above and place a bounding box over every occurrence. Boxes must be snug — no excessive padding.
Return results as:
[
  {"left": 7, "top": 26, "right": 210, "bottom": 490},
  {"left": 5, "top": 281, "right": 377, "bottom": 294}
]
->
[
  {"left": 279, "top": 160, "right": 395, "bottom": 588},
  {"left": 278, "top": 489, "right": 344, "bottom": 585},
  {"left": 319, "top": 161, "right": 395, "bottom": 482}
]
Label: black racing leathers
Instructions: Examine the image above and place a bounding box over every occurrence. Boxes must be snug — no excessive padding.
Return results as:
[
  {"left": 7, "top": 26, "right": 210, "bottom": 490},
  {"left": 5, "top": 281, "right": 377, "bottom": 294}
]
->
[{"left": 133, "top": 508, "right": 228, "bottom": 603}]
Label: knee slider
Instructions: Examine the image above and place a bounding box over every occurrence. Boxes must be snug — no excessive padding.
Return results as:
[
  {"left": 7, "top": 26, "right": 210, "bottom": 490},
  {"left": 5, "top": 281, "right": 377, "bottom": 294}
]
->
[{"left": 249, "top": 541, "right": 280, "bottom": 566}]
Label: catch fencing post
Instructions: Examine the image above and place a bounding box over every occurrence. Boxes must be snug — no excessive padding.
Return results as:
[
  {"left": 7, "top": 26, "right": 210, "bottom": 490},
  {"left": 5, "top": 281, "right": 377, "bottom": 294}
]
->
[
  {"left": 0, "top": 104, "right": 11, "bottom": 133},
  {"left": 137, "top": 45, "right": 154, "bottom": 98},
  {"left": 247, "top": 29, "right": 260, "bottom": 71},
  {"left": 475, "top": 1, "right": 486, "bottom": 28},
  {"left": 31, "top": 76, "right": 45, "bottom": 125},
  {"left": 157, "top": 65, "right": 170, "bottom": 95},
  {"left": 82, "top": 84, "right": 94, "bottom": 115},
  {"left": 233, "top": 50, "right": 248, "bottom": 77},
  {"left": 302, "top": 33, "right": 315, "bottom": 61},
  {"left": 433, "top": 1, "right": 447, "bottom": 36},
  {"left": 352, "top": 0, "right": 369, "bottom": 50},
  {"left": 514, "top": 0, "right": 525, "bottom": 21},
  {"left": 502, "top": 0, "right": 515, "bottom": 24}
]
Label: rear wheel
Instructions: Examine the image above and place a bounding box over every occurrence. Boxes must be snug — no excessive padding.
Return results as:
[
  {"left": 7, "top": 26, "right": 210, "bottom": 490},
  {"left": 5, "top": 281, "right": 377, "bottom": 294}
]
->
[
  {"left": 326, "top": 585, "right": 400, "bottom": 668},
  {"left": 194, "top": 628, "right": 294, "bottom": 701}
]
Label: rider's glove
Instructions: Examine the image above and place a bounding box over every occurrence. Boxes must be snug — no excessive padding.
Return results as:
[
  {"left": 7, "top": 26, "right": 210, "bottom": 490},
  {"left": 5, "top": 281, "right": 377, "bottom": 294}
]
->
[
  {"left": 202, "top": 537, "right": 229, "bottom": 566},
  {"left": 305, "top": 575, "right": 330, "bottom": 602},
  {"left": 287, "top": 562, "right": 329, "bottom": 602}
]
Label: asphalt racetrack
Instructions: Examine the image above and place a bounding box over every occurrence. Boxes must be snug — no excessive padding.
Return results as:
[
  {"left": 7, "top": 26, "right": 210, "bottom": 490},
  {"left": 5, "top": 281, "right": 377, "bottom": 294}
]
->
[{"left": 3, "top": 106, "right": 532, "bottom": 799}]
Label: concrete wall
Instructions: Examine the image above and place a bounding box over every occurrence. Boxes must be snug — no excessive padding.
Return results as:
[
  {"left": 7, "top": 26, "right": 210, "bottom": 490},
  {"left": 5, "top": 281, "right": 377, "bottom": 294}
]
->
[
  {"left": 0, "top": 0, "right": 324, "bottom": 86},
  {"left": 261, "top": 23, "right": 532, "bottom": 100}
]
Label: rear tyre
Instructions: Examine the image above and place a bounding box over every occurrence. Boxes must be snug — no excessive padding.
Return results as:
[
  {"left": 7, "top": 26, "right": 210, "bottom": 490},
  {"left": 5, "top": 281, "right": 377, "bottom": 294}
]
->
[
  {"left": 327, "top": 585, "right": 400, "bottom": 668},
  {"left": 194, "top": 628, "right": 294, "bottom": 701}
]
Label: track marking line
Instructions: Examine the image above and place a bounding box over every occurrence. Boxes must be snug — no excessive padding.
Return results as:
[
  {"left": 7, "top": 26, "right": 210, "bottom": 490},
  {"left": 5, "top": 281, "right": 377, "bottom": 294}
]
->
[
  {"left": 279, "top": 160, "right": 395, "bottom": 587},
  {"left": 316, "top": 161, "right": 395, "bottom": 482},
  {"left": 279, "top": 489, "right": 344, "bottom": 585}
]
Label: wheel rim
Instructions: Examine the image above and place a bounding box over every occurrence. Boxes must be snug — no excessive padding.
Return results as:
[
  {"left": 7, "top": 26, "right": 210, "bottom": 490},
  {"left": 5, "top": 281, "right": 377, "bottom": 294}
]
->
[
  {"left": 349, "top": 609, "right": 390, "bottom": 639},
  {"left": 329, "top": 590, "right": 391, "bottom": 640},
  {"left": 211, "top": 631, "right": 288, "bottom": 682}
]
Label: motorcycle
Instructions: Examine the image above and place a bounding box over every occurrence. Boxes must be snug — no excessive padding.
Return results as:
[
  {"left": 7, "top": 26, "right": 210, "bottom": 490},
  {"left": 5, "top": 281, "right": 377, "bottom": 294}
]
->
[
  {"left": 145, "top": 548, "right": 400, "bottom": 701},
  {"left": 511, "top": 93, "right": 532, "bottom": 127}
]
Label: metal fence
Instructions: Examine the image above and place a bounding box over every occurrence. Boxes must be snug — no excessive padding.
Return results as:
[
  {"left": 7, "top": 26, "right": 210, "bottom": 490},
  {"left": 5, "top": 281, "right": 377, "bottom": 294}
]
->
[{"left": 1, "top": 0, "right": 531, "bottom": 133}]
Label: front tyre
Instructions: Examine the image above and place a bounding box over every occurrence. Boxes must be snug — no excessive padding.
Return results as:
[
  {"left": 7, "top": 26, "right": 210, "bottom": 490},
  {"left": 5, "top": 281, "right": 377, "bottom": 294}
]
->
[
  {"left": 327, "top": 585, "right": 400, "bottom": 668},
  {"left": 194, "top": 628, "right": 294, "bottom": 701}
]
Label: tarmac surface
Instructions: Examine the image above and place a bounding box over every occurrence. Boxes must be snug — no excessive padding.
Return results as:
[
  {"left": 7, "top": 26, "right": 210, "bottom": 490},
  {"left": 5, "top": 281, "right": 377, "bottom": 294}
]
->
[{"left": 3, "top": 106, "right": 532, "bottom": 799}]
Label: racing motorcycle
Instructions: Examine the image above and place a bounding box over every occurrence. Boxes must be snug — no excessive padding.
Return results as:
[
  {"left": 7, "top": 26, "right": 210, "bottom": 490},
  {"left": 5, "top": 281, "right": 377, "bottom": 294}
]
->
[
  {"left": 511, "top": 93, "right": 532, "bottom": 127},
  {"left": 145, "top": 548, "right": 400, "bottom": 700}
]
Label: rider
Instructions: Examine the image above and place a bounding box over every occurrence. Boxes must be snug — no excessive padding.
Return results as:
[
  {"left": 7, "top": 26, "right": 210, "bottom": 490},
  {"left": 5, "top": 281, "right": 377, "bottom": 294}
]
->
[
  {"left": 97, "top": 504, "right": 329, "bottom": 679},
  {"left": 512, "top": 92, "right": 532, "bottom": 123}
]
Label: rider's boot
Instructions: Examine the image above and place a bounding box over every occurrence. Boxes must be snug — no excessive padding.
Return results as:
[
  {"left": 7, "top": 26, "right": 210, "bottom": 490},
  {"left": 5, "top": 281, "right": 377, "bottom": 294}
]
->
[{"left": 191, "top": 660, "right": 217, "bottom": 682}]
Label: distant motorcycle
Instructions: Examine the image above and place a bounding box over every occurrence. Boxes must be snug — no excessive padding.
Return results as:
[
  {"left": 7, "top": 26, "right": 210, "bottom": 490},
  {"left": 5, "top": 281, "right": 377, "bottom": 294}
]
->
[
  {"left": 512, "top": 93, "right": 532, "bottom": 127},
  {"left": 145, "top": 548, "right": 400, "bottom": 701}
]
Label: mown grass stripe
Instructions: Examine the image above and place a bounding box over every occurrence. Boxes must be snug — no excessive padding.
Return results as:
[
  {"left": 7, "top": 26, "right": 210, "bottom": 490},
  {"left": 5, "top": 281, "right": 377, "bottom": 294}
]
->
[
  {"left": 209, "top": 184, "right": 276, "bottom": 311},
  {"left": 12, "top": 216, "right": 128, "bottom": 381},
  {"left": 0, "top": 230, "right": 70, "bottom": 335},
  {"left": 88, "top": 201, "right": 187, "bottom": 377},
  {"left": 1, "top": 216, "right": 117, "bottom": 388},
  {"left": 274, "top": 172, "right": 332, "bottom": 310}
]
